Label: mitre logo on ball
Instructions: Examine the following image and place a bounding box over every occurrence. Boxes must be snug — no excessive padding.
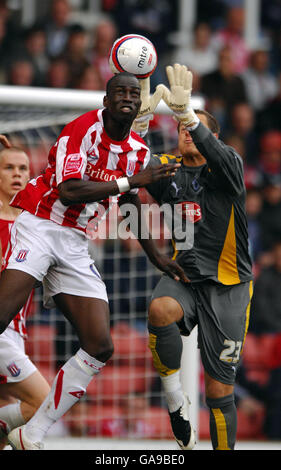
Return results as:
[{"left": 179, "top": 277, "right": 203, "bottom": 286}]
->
[{"left": 109, "top": 34, "right": 157, "bottom": 78}]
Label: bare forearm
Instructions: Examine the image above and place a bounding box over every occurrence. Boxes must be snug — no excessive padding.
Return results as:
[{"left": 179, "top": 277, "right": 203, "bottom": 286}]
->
[
  {"left": 119, "top": 193, "right": 160, "bottom": 263},
  {"left": 59, "top": 179, "right": 121, "bottom": 205},
  {"left": 58, "top": 162, "right": 180, "bottom": 205}
]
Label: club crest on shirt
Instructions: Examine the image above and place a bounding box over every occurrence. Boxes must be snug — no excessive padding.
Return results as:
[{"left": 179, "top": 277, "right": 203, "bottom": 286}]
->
[
  {"left": 15, "top": 249, "right": 29, "bottom": 262},
  {"left": 191, "top": 178, "right": 200, "bottom": 192},
  {"left": 126, "top": 159, "right": 136, "bottom": 177},
  {"left": 7, "top": 362, "right": 21, "bottom": 377},
  {"left": 87, "top": 152, "right": 99, "bottom": 165}
]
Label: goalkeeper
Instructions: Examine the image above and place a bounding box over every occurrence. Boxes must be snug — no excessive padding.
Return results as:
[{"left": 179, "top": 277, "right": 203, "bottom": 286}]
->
[{"left": 134, "top": 65, "right": 253, "bottom": 450}]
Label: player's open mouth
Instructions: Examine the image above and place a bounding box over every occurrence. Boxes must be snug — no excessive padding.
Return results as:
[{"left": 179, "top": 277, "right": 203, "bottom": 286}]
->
[{"left": 120, "top": 105, "right": 133, "bottom": 112}]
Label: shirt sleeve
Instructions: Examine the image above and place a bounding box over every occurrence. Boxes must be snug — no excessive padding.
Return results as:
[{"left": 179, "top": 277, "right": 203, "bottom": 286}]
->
[
  {"left": 55, "top": 118, "right": 89, "bottom": 185},
  {"left": 190, "top": 122, "right": 245, "bottom": 196}
]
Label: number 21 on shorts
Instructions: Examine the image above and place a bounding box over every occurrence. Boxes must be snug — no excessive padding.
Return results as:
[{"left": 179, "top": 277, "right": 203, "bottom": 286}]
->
[{"left": 220, "top": 339, "right": 242, "bottom": 364}]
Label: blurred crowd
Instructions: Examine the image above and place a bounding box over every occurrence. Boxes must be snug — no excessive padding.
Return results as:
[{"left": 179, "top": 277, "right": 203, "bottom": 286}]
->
[{"left": 1, "top": 0, "right": 281, "bottom": 440}]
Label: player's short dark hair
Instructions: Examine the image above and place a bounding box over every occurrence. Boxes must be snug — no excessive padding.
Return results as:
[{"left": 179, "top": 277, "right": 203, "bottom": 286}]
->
[
  {"left": 177, "top": 109, "right": 220, "bottom": 134},
  {"left": 106, "top": 72, "right": 139, "bottom": 95},
  {"left": 194, "top": 109, "right": 220, "bottom": 134}
]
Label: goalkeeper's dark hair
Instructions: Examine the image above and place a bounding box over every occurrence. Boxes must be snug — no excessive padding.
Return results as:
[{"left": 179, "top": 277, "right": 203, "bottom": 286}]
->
[{"left": 177, "top": 109, "right": 220, "bottom": 134}]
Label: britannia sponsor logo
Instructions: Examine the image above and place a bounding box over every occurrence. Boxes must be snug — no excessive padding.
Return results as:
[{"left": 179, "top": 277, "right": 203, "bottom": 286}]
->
[{"left": 85, "top": 164, "right": 121, "bottom": 182}]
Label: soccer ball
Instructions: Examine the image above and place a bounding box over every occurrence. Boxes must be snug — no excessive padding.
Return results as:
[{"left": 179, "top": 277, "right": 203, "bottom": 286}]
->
[{"left": 109, "top": 34, "right": 157, "bottom": 78}]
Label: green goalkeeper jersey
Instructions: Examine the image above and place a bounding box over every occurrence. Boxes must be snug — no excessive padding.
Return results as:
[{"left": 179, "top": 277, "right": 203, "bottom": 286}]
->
[{"left": 145, "top": 122, "right": 253, "bottom": 285}]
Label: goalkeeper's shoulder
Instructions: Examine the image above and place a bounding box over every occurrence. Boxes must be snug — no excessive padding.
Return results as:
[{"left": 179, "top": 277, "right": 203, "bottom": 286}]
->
[{"left": 149, "top": 153, "right": 182, "bottom": 166}]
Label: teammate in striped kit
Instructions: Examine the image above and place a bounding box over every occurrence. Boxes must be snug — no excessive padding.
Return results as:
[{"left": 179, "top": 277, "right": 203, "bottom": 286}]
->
[
  {"left": 0, "top": 72, "right": 185, "bottom": 450},
  {"left": 0, "top": 136, "right": 50, "bottom": 449}
]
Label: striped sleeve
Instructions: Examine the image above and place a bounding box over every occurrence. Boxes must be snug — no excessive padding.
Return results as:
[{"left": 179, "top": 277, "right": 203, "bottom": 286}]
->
[{"left": 55, "top": 116, "right": 91, "bottom": 185}]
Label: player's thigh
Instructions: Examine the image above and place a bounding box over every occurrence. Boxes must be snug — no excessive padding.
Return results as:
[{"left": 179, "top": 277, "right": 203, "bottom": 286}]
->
[
  {"left": 0, "top": 394, "right": 17, "bottom": 406},
  {"left": 149, "top": 274, "right": 197, "bottom": 333},
  {"left": 0, "top": 270, "right": 36, "bottom": 327},
  {"left": 197, "top": 281, "right": 253, "bottom": 386},
  {"left": 2, "top": 370, "right": 50, "bottom": 407},
  {"left": 53, "top": 293, "right": 113, "bottom": 358}
]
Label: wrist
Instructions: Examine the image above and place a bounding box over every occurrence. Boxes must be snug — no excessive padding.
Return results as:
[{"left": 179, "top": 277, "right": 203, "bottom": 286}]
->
[
  {"left": 127, "top": 174, "right": 139, "bottom": 189},
  {"left": 176, "top": 108, "right": 199, "bottom": 129},
  {"left": 116, "top": 177, "right": 130, "bottom": 193}
]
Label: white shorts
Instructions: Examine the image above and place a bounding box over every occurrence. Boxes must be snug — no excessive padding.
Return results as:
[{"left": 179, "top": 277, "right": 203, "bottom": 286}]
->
[
  {"left": 0, "top": 328, "right": 36, "bottom": 384},
  {"left": 6, "top": 211, "right": 108, "bottom": 308}
]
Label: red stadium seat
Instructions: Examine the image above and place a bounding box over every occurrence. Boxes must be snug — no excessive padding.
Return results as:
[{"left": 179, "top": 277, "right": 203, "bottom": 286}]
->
[
  {"left": 242, "top": 333, "right": 272, "bottom": 385},
  {"left": 110, "top": 321, "right": 152, "bottom": 367},
  {"left": 25, "top": 324, "right": 57, "bottom": 373},
  {"left": 65, "top": 403, "right": 172, "bottom": 439},
  {"left": 86, "top": 364, "right": 153, "bottom": 405}
]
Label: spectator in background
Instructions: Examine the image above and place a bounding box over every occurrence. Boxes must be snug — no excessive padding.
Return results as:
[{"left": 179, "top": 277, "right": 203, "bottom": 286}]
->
[
  {"left": 201, "top": 45, "right": 247, "bottom": 130},
  {"left": 258, "top": 130, "right": 281, "bottom": 177},
  {"left": 224, "top": 102, "right": 259, "bottom": 165},
  {"left": 224, "top": 134, "right": 263, "bottom": 191},
  {"left": 90, "top": 19, "right": 117, "bottom": 90},
  {"left": 210, "top": 6, "right": 250, "bottom": 74},
  {"left": 172, "top": 22, "right": 217, "bottom": 76},
  {"left": 14, "top": 26, "right": 49, "bottom": 87},
  {"left": 245, "top": 188, "right": 263, "bottom": 265},
  {"left": 242, "top": 47, "right": 278, "bottom": 112},
  {"left": 60, "top": 24, "right": 90, "bottom": 88},
  {"left": 46, "top": 58, "right": 70, "bottom": 88},
  {"left": 74, "top": 65, "right": 102, "bottom": 91},
  {"left": 42, "top": 0, "right": 73, "bottom": 59},
  {"left": 7, "top": 60, "right": 35, "bottom": 87},
  {"left": 257, "top": 71, "right": 281, "bottom": 133},
  {"left": 0, "top": 0, "right": 22, "bottom": 77},
  {"left": 249, "top": 241, "right": 281, "bottom": 335},
  {"left": 259, "top": 174, "right": 281, "bottom": 254}
]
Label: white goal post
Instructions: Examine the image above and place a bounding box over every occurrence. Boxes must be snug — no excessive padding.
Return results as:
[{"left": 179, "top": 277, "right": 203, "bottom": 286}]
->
[
  {"left": 0, "top": 85, "right": 204, "bottom": 112},
  {"left": 0, "top": 85, "right": 203, "bottom": 438}
]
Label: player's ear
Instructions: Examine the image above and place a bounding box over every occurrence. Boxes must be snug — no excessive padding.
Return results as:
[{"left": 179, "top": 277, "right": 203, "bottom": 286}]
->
[{"left": 103, "top": 95, "right": 108, "bottom": 108}]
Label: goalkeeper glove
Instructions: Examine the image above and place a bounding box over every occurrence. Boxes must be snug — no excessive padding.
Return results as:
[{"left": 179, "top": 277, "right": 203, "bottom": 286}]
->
[
  {"left": 132, "top": 77, "right": 163, "bottom": 137},
  {"left": 158, "top": 64, "right": 199, "bottom": 130}
]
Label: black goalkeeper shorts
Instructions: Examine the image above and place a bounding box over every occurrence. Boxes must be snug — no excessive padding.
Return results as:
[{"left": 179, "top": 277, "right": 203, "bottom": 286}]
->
[{"left": 150, "top": 275, "right": 253, "bottom": 385}]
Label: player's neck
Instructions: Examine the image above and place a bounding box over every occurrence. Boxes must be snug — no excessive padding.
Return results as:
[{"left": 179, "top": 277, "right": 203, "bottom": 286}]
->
[
  {"left": 0, "top": 196, "right": 20, "bottom": 220},
  {"left": 103, "top": 110, "right": 131, "bottom": 141},
  {"left": 182, "top": 154, "right": 206, "bottom": 167}
]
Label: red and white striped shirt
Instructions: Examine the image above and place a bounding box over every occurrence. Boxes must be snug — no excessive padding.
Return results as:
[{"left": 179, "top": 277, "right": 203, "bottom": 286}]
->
[
  {"left": 0, "top": 218, "right": 32, "bottom": 339},
  {"left": 11, "top": 109, "right": 150, "bottom": 232}
]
